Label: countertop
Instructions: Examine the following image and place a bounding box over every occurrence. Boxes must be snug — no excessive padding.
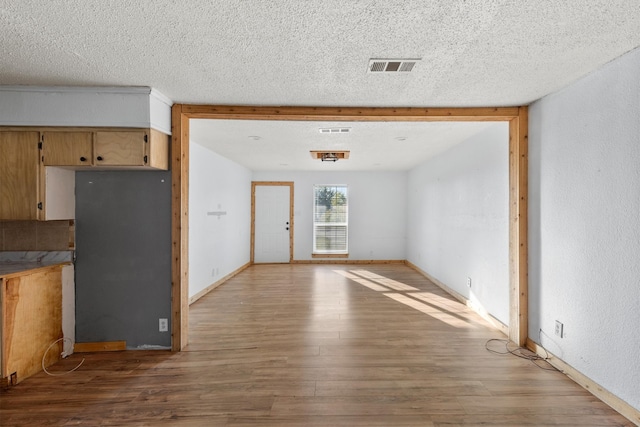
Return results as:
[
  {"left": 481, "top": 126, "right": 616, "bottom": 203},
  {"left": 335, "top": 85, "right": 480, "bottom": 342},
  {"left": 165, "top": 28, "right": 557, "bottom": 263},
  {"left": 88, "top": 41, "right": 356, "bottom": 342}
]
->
[
  {"left": 0, "top": 251, "right": 74, "bottom": 278},
  {"left": 0, "top": 261, "right": 71, "bottom": 277}
]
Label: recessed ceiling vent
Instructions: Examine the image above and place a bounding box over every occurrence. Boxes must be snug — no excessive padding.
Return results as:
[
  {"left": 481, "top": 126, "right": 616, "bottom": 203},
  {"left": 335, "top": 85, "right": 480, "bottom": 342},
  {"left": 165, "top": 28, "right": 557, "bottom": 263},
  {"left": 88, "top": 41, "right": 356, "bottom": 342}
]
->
[
  {"left": 368, "top": 58, "right": 420, "bottom": 73},
  {"left": 319, "top": 127, "right": 351, "bottom": 134}
]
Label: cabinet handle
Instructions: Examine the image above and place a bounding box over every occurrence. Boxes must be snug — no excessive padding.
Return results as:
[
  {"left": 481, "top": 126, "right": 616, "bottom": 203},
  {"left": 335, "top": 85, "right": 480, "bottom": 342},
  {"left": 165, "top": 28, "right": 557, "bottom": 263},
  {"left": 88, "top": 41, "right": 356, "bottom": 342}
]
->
[
  {"left": 96, "top": 156, "right": 104, "bottom": 161},
  {"left": 80, "top": 157, "right": 87, "bottom": 162}
]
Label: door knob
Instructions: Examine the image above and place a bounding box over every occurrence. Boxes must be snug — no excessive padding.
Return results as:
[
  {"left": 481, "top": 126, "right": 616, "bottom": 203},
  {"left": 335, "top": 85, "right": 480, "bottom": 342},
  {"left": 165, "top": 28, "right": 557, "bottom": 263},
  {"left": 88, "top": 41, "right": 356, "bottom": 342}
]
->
[{"left": 286, "top": 227, "right": 289, "bottom": 230}]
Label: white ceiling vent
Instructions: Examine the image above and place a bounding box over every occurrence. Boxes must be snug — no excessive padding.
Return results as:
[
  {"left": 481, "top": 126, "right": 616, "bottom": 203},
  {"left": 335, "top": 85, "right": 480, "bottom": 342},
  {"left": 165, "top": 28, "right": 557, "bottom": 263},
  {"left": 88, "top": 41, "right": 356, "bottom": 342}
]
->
[
  {"left": 368, "top": 58, "right": 420, "bottom": 73},
  {"left": 319, "top": 127, "right": 351, "bottom": 134}
]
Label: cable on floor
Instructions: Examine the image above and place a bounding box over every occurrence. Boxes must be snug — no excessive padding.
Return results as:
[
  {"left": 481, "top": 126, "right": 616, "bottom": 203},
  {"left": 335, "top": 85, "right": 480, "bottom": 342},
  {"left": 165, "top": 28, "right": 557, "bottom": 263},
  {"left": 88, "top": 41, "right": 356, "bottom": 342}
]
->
[
  {"left": 485, "top": 338, "right": 559, "bottom": 371},
  {"left": 42, "top": 338, "right": 85, "bottom": 376}
]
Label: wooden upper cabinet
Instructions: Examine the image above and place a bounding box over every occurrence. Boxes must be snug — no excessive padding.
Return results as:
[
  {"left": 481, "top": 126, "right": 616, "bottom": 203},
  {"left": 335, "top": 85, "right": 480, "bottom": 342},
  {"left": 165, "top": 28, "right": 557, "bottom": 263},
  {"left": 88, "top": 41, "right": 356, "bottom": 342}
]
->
[
  {"left": 93, "top": 130, "right": 168, "bottom": 169},
  {"left": 148, "top": 129, "right": 170, "bottom": 170},
  {"left": 0, "top": 132, "right": 41, "bottom": 220},
  {"left": 94, "top": 131, "right": 146, "bottom": 166},
  {"left": 41, "top": 129, "right": 169, "bottom": 170},
  {"left": 0, "top": 127, "right": 169, "bottom": 221},
  {"left": 42, "top": 131, "right": 93, "bottom": 166}
]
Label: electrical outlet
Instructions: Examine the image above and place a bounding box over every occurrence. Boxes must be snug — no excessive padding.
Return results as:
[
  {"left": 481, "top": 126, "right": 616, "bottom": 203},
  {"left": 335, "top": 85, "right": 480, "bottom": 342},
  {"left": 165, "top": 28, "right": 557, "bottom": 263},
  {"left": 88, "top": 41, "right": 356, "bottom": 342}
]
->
[
  {"left": 555, "top": 320, "right": 564, "bottom": 338},
  {"left": 466, "top": 277, "right": 472, "bottom": 288},
  {"left": 159, "top": 318, "right": 168, "bottom": 332}
]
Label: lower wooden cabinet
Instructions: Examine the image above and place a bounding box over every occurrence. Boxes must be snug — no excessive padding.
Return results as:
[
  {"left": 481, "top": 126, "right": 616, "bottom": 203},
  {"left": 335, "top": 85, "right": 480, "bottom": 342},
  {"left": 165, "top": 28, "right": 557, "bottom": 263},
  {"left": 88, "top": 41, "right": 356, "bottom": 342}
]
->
[{"left": 1, "top": 266, "right": 65, "bottom": 386}]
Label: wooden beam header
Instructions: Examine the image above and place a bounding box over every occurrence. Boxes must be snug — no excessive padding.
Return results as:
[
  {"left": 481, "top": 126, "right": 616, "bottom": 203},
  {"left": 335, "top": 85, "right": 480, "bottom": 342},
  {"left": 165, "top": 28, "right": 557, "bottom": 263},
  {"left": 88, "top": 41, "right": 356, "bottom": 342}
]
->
[{"left": 179, "top": 105, "right": 520, "bottom": 122}]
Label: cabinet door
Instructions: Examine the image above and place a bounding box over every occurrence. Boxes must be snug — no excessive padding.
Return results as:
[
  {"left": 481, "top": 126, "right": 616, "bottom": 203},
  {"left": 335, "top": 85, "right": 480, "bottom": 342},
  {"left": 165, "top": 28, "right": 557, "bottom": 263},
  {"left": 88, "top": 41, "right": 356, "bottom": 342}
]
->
[
  {"left": 94, "top": 131, "right": 147, "bottom": 166},
  {"left": 42, "top": 132, "right": 92, "bottom": 166},
  {"left": 148, "top": 129, "right": 169, "bottom": 170},
  {"left": 2, "top": 268, "right": 63, "bottom": 384},
  {"left": 0, "top": 132, "right": 41, "bottom": 220}
]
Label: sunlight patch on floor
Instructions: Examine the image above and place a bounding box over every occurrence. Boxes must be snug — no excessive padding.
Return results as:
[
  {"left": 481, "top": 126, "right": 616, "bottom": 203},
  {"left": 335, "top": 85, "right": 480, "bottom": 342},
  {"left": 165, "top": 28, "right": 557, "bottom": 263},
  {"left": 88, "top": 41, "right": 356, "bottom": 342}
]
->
[
  {"left": 334, "top": 269, "right": 478, "bottom": 329},
  {"left": 410, "top": 292, "right": 468, "bottom": 312},
  {"left": 350, "top": 270, "right": 419, "bottom": 291},
  {"left": 333, "top": 270, "right": 389, "bottom": 292},
  {"left": 383, "top": 293, "right": 470, "bottom": 328}
]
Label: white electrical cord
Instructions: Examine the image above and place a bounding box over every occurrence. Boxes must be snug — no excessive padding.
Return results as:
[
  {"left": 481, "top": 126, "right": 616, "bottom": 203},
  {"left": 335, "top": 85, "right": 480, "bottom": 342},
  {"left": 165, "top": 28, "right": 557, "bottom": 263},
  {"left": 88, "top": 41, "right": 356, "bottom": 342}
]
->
[{"left": 42, "top": 337, "right": 85, "bottom": 376}]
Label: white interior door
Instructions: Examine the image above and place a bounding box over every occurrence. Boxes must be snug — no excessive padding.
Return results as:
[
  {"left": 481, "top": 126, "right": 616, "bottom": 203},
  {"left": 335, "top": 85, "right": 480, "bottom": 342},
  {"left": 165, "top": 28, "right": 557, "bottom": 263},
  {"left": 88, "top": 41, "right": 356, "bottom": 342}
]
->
[{"left": 254, "top": 185, "right": 291, "bottom": 263}]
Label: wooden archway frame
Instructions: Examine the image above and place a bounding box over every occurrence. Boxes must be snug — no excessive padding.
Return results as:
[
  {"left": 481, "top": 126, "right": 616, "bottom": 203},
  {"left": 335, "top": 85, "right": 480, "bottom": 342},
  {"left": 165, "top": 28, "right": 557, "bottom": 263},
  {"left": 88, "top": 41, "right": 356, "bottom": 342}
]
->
[{"left": 171, "top": 105, "right": 528, "bottom": 351}]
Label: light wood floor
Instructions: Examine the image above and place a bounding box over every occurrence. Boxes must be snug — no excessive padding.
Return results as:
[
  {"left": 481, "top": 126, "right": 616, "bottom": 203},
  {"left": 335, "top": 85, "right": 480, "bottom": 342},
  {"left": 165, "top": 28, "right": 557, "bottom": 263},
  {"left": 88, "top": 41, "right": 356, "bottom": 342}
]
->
[{"left": 0, "top": 264, "right": 633, "bottom": 426}]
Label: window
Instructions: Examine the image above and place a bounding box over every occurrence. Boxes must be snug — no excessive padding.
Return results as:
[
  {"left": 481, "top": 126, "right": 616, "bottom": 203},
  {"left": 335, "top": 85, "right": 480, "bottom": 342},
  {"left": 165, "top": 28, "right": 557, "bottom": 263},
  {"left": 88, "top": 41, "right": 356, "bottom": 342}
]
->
[{"left": 313, "top": 185, "right": 348, "bottom": 254}]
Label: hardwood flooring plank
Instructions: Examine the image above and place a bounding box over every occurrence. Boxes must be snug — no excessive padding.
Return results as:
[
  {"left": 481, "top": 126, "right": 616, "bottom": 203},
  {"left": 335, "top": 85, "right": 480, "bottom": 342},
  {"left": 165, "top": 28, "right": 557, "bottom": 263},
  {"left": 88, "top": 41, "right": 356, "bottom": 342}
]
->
[
  {"left": 431, "top": 413, "right": 635, "bottom": 426},
  {"left": 227, "top": 415, "right": 435, "bottom": 426},
  {"left": 314, "top": 379, "right": 491, "bottom": 397},
  {"left": 271, "top": 395, "right": 466, "bottom": 416}
]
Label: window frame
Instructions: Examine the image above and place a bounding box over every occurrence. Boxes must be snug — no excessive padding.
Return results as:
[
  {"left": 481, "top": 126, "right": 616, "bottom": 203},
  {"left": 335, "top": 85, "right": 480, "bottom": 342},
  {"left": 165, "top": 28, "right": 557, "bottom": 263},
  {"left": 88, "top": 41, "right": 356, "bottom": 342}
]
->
[{"left": 312, "top": 184, "right": 348, "bottom": 255}]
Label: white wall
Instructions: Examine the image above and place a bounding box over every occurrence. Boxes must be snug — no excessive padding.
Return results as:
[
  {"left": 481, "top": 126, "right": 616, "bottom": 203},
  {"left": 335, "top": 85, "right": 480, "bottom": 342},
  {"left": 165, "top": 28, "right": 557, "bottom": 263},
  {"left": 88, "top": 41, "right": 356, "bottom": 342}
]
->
[
  {"left": 189, "top": 141, "right": 252, "bottom": 298},
  {"left": 406, "top": 124, "right": 509, "bottom": 324},
  {"left": 252, "top": 171, "right": 407, "bottom": 261},
  {"left": 529, "top": 47, "right": 640, "bottom": 410}
]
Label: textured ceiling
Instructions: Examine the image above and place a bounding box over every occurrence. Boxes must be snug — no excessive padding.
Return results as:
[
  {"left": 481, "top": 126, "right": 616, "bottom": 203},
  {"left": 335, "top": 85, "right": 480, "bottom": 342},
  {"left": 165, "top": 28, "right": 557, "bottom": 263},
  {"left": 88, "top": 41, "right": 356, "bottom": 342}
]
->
[
  {"left": 2, "top": 0, "right": 640, "bottom": 107},
  {"left": 2, "top": 1, "right": 640, "bottom": 171}
]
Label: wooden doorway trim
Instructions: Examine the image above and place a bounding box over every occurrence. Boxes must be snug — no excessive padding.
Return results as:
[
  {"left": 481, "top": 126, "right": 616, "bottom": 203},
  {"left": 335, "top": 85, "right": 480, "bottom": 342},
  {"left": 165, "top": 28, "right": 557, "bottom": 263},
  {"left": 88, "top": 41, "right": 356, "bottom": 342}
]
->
[
  {"left": 171, "top": 105, "right": 528, "bottom": 351},
  {"left": 251, "top": 181, "right": 295, "bottom": 264}
]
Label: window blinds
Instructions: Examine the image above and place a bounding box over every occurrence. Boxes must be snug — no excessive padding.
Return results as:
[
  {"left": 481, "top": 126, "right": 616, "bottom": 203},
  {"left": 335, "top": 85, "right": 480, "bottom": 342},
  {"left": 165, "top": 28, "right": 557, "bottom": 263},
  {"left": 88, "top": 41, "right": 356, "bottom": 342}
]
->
[{"left": 313, "top": 185, "right": 348, "bottom": 253}]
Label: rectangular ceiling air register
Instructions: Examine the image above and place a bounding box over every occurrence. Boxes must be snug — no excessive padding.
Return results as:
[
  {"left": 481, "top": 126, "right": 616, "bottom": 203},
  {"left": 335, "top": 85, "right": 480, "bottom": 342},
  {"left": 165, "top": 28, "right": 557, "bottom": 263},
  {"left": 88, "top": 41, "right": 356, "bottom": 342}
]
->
[
  {"left": 368, "top": 58, "right": 420, "bottom": 73},
  {"left": 319, "top": 127, "right": 351, "bottom": 134}
]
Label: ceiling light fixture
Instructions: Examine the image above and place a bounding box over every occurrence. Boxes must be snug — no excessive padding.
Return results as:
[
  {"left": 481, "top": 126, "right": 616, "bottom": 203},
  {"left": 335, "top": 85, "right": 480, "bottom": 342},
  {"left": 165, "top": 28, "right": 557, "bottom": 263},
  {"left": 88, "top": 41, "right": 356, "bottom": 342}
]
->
[
  {"left": 310, "top": 151, "right": 350, "bottom": 162},
  {"left": 321, "top": 153, "right": 338, "bottom": 162}
]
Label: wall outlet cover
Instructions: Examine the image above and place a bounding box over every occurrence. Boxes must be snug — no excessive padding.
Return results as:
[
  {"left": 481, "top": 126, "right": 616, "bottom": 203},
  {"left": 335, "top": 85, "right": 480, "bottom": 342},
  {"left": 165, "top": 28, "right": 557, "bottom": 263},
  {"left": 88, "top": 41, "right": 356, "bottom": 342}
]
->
[{"left": 555, "top": 320, "right": 564, "bottom": 338}]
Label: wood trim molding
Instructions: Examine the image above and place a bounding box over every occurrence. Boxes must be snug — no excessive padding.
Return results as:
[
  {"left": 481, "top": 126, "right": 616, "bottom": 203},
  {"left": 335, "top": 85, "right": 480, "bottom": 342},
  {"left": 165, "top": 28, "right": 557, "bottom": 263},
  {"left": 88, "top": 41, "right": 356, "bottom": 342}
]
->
[
  {"left": 189, "top": 262, "right": 251, "bottom": 305},
  {"left": 526, "top": 339, "right": 640, "bottom": 425},
  {"left": 180, "top": 105, "right": 519, "bottom": 121},
  {"left": 171, "top": 104, "right": 189, "bottom": 351},
  {"left": 250, "top": 181, "right": 294, "bottom": 264},
  {"left": 311, "top": 253, "right": 349, "bottom": 258},
  {"left": 509, "top": 107, "right": 528, "bottom": 346},
  {"left": 74, "top": 341, "right": 126, "bottom": 353},
  {"left": 170, "top": 104, "right": 527, "bottom": 353},
  {"left": 405, "top": 261, "right": 509, "bottom": 336},
  {"left": 292, "top": 259, "right": 405, "bottom": 265}
]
